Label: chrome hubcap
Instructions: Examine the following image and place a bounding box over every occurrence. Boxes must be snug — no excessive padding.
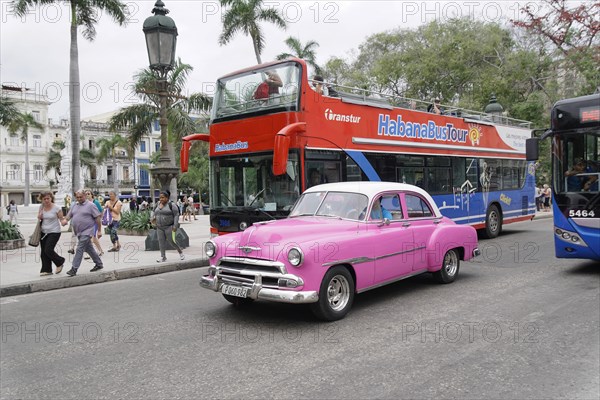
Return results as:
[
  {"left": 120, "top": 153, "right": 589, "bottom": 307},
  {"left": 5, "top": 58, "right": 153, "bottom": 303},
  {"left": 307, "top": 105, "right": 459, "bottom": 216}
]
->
[
  {"left": 444, "top": 251, "right": 458, "bottom": 276},
  {"left": 326, "top": 275, "right": 350, "bottom": 311},
  {"left": 489, "top": 211, "right": 499, "bottom": 232}
]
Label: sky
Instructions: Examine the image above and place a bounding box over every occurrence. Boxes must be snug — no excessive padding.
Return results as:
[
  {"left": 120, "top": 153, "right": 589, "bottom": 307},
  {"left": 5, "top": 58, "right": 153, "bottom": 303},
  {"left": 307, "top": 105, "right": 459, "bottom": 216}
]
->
[{"left": 0, "top": 0, "right": 546, "bottom": 120}]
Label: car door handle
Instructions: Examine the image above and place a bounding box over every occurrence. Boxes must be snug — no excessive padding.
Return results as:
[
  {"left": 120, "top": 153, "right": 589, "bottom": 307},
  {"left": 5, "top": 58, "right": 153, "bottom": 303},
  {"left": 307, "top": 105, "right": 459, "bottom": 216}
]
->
[{"left": 402, "top": 222, "right": 411, "bottom": 228}]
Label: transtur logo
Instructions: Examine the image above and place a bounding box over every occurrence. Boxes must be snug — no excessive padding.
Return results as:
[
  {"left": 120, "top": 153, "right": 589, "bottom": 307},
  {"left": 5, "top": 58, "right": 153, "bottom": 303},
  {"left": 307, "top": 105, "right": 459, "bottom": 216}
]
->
[{"left": 324, "top": 109, "right": 361, "bottom": 124}]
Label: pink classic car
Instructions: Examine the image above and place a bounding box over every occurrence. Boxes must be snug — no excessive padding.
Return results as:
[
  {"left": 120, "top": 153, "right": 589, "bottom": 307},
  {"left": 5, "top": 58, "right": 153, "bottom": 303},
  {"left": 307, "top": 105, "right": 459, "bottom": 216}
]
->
[{"left": 201, "top": 182, "right": 480, "bottom": 321}]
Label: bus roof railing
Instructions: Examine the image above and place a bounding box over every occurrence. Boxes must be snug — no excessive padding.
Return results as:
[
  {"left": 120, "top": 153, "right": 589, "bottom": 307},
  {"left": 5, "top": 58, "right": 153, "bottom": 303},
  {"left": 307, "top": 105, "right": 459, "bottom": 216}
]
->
[{"left": 309, "top": 80, "right": 532, "bottom": 129}]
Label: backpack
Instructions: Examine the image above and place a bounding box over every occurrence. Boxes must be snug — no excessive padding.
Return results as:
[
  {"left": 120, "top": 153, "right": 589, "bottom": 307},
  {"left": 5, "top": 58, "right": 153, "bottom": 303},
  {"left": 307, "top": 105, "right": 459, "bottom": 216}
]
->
[{"left": 168, "top": 202, "right": 180, "bottom": 215}]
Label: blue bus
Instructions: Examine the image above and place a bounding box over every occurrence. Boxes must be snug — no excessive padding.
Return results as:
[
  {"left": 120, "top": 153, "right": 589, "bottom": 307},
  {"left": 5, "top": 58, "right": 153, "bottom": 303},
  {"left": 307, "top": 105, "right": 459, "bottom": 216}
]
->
[{"left": 527, "top": 93, "right": 600, "bottom": 260}]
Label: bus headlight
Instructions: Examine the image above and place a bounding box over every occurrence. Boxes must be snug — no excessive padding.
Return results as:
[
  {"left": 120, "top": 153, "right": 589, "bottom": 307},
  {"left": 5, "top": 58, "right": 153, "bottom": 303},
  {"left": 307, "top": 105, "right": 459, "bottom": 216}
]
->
[
  {"left": 554, "top": 228, "right": 587, "bottom": 247},
  {"left": 288, "top": 247, "right": 304, "bottom": 267},
  {"left": 205, "top": 241, "right": 217, "bottom": 258}
]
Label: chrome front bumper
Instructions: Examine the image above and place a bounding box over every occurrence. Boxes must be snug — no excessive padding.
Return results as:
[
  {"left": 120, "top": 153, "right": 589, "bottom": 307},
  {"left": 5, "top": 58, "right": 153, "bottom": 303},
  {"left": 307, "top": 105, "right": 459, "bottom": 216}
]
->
[{"left": 200, "top": 266, "right": 318, "bottom": 304}]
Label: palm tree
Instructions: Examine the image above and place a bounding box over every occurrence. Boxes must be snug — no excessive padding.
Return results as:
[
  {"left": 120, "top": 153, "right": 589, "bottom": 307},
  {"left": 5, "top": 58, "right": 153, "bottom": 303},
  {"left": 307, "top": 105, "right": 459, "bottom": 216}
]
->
[
  {"left": 0, "top": 96, "right": 20, "bottom": 126},
  {"left": 12, "top": 0, "right": 128, "bottom": 192},
  {"left": 108, "top": 59, "right": 211, "bottom": 199},
  {"left": 95, "top": 134, "right": 131, "bottom": 193},
  {"left": 8, "top": 113, "right": 44, "bottom": 206},
  {"left": 45, "top": 140, "right": 66, "bottom": 181},
  {"left": 219, "top": 0, "right": 287, "bottom": 64},
  {"left": 276, "top": 36, "right": 321, "bottom": 74}
]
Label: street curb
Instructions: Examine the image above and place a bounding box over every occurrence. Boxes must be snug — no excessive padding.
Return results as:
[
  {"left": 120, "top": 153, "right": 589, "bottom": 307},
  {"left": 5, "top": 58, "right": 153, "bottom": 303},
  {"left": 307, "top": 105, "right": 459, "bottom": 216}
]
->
[{"left": 0, "top": 259, "right": 209, "bottom": 298}]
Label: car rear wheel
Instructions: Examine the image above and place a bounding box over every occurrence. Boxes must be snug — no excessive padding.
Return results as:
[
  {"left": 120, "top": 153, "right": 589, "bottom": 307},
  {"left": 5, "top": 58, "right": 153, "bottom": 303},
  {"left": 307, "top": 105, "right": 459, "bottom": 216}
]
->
[
  {"left": 433, "top": 249, "right": 460, "bottom": 284},
  {"left": 222, "top": 294, "right": 254, "bottom": 306},
  {"left": 310, "top": 266, "right": 355, "bottom": 321},
  {"left": 483, "top": 204, "right": 502, "bottom": 239}
]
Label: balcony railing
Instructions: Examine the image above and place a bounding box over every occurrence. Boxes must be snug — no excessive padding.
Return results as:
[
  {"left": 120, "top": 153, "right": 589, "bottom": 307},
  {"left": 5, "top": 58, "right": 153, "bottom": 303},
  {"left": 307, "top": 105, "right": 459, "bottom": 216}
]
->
[{"left": 85, "top": 179, "right": 136, "bottom": 189}]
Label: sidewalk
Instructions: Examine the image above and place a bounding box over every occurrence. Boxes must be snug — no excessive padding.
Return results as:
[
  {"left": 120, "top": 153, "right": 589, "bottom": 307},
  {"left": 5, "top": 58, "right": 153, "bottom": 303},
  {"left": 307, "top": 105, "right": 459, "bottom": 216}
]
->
[{"left": 1, "top": 205, "right": 210, "bottom": 297}]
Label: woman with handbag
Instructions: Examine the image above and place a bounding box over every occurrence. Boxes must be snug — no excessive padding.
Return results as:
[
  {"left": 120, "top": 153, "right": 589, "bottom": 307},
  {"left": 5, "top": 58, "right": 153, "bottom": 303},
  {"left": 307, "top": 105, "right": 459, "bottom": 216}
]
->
[
  {"left": 38, "top": 192, "right": 68, "bottom": 276},
  {"left": 151, "top": 191, "right": 185, "bottom": 263}
]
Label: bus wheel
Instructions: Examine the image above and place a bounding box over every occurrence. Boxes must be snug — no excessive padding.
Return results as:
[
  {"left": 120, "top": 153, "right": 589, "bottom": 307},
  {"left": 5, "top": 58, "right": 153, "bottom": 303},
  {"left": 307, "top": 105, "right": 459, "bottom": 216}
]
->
[{"left": 483, "top": 204, "right": 502, "bottom": 239}]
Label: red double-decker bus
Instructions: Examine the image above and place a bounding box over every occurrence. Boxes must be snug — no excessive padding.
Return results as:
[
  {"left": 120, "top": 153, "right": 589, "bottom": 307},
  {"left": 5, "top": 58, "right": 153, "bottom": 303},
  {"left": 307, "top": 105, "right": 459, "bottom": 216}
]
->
[{"left": 182, "top": 58, "right": 535, "bottom": 237}]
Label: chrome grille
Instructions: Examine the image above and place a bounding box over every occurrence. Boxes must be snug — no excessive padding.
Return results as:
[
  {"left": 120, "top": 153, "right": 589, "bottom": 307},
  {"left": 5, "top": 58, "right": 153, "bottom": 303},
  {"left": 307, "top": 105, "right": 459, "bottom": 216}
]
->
[{"left": 216, "top": 257, "right": 286, "bottom": 289}]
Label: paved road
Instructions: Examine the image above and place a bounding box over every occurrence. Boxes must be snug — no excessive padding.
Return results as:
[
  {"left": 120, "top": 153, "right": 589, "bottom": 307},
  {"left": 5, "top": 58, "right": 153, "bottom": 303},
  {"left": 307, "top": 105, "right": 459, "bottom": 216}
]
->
[{"left": 1, "top": 218, "right": 598, "bottom": 399}]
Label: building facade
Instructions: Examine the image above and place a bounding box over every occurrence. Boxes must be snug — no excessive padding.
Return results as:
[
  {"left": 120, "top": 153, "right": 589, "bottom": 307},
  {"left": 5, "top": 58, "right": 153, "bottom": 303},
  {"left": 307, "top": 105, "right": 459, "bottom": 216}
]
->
[{"left": 1, "top": 85, "right": 164, "bottom": 211}]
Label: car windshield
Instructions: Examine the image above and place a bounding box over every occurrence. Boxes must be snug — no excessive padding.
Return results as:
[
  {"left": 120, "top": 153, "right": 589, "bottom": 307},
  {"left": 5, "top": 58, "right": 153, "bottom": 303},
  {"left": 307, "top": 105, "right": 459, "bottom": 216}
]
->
[
  {"left": 212, "top": 62, "right": 301, "bottom": 120},
  {"left": 290, "top": 191, "right": 368, "bottom": 220}
]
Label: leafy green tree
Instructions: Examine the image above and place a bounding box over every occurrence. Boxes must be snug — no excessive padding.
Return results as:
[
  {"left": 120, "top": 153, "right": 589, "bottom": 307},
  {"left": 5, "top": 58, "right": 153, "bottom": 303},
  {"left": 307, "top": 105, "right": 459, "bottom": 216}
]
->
[
  {"left": 512, "top": 0, "right": 599, "bottom": 96},
  {"left": 0, "top": 96, "right": 19, "bottom": 126},
  {"left": 45, "top": 140, "right": 65, "bottom": 180},
  {"left": 276, "top": 36, "right": 321, "bottom": 74},
  {"left": 95, "top": 134, "right": 131, "bottom": 193},
  {"left": 8, "top": 112, "right": 43, "bottom": 206},
  {"left": 11, "top": 0, "right": 129, "bottom": 192},
  {"left": 219, "top": 0, "right": 287, "bottom": 64}
]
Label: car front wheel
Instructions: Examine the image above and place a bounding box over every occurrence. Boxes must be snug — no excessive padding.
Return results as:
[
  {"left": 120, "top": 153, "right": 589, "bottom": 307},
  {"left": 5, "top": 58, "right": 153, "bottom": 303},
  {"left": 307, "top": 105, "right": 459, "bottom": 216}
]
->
[
  {"left": 433, "top": 249, "right": 460, "bottom": 284},
  {"left": 310, "top": 266, "right": 355, "bottom": 321}
]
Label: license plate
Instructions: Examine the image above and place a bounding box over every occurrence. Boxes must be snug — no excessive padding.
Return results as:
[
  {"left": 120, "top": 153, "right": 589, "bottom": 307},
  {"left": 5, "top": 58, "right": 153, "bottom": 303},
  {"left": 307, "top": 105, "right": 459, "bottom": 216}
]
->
[{"left": 221, "top": 284, "right": 248, "bottom": 298}]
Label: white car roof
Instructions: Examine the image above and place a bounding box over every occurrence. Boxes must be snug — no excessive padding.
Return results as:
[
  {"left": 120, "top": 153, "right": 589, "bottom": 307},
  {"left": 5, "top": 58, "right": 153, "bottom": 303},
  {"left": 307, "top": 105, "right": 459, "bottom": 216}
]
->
[{"left": 304, "top": 181, "right": 442, "bottom": 217}]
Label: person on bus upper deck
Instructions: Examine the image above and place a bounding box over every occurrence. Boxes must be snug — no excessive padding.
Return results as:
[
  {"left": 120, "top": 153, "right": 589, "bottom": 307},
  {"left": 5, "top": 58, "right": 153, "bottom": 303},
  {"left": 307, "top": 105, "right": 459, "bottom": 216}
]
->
[
  {"left": 254, "top": 70, "right": 283, "bottom": 100},
  {"left": 313, "top": 75, "right": 326, "bottom": 95},
  {"left": 427, "top": 97, "right": 444, "bottom": 115}
]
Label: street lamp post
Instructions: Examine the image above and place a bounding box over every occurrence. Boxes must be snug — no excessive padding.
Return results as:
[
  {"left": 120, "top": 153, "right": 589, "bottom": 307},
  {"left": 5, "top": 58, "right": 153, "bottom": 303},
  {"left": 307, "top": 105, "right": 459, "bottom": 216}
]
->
[
  {"left": 142, "top": 0, "right": 190, "bottom": 251},
  {"left": 143, "top": 0, "right": 179, "bottom": 200}
]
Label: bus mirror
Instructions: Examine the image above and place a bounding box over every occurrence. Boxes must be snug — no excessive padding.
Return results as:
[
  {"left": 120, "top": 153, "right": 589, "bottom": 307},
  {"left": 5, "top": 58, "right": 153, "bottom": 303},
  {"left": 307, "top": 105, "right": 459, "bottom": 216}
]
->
[
  {"left": 180, "top": 133, "right": 210, "bottom": 172},
  {"left": 526, "top": 138, "right": 539, "bottom": 161},
  {"left": 273, "top": 134, "right": 290, "bottom": 175},
  {"left": 180, "top": 141, "right": 191, "bottom": 172},
  {"left": 272, "top": 122, "right": 306, "bottom": 176}
]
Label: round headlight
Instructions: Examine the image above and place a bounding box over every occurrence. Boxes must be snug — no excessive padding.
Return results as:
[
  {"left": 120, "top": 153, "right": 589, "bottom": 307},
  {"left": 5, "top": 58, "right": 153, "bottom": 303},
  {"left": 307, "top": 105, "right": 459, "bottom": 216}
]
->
[
  {"left": 288, "top": 247, "right": 304, "bottom": 267},
  {"left": 205, "top": 241, "right": 216, "bottom": 258},
  {"left": 239, "top": 221, "right": 248, "bottom": 230}
]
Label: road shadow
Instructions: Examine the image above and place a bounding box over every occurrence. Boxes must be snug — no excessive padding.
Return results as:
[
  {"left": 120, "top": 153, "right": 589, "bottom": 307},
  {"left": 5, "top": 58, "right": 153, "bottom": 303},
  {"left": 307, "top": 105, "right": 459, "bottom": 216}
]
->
[{"left": 562, "top": 261, "right": 600, "bottom": 276}]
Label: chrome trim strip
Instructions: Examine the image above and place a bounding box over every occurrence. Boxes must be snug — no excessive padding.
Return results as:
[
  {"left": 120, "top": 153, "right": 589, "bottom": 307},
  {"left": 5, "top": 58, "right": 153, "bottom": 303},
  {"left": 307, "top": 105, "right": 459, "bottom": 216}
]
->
[
  {"left": 219, "top": 256, "right": 287, "bottom": 274},
  {"left": 374, "top": 246, "right": 425, "bottom": 261},
  {"left": 239, "top": 246, "right": 262, "bottom": 253},
  {"left": 357, "top": 270, "right": 427, "bottom": 293},
  {"left": 322, "top": 256, "right": 372, "bottom": 267},
  {"left": 321, "top": 246, "right": 425, "bottom": 267}
]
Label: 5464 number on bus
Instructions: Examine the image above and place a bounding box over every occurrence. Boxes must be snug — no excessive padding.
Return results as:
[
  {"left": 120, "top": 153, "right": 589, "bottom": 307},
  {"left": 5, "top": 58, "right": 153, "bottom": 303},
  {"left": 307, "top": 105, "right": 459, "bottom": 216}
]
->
[{"left": 569, "top": 209, "right": 596, "bottom": 218}]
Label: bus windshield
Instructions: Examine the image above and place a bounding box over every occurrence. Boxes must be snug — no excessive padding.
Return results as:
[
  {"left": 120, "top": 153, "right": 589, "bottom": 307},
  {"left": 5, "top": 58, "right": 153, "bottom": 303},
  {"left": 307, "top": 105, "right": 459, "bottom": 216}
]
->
[
  {"left": 212, "top": 62, "right": 301, "bottom": 121},
  {"left": 210, "top": 151, "right": 300, "bottom": 211},
  {"left": 553, "top": 131, "right": 600, "bottom": 194}
]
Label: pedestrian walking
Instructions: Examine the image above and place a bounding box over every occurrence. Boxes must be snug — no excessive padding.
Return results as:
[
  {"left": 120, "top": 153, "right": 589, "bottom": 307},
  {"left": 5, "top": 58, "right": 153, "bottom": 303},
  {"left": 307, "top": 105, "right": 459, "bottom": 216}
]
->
[
  {"left": 543, "top": 184, "right": 552, "bottom": 211},
  {"left": 37, "top": 192, "right": 68, "bottom": 276},
  {"left": 187, "top": 194, "right": 197, "bottom": 220},
  {"left": 104, "top": 191, "right": 123, "bottom": 252},
  {"left": 62, "top": 190, "right": 104, "bottom": 276},
  {"left": 86, "top": 190, "right": 104, "bottom": 256},
  {"left": 6, "top": 200, "right": 18, "bottom": 225},
  {"left": 152, "top": 191, "right": 185, "bottom": 263}
]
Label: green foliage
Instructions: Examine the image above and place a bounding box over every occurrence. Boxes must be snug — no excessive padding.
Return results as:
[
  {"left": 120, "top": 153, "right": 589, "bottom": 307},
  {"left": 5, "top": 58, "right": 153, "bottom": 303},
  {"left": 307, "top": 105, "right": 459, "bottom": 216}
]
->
[
  {"left": 178, "top": 141, "right": 210, "bottom": 195},
  {"left": 276, "top": 36, "right": 321, "bottom": 74},
  {"left": 0, "top": 220, "right": 23, "bottom": 241},
  {"left": 0, "top": 96, "right": 19, "bottom": 126},
  {"left": 119, "top": 210, "right": 153, "bottom": 233},
  {"left": 219, "top": 0, "right": 287, "bottom": 64}
]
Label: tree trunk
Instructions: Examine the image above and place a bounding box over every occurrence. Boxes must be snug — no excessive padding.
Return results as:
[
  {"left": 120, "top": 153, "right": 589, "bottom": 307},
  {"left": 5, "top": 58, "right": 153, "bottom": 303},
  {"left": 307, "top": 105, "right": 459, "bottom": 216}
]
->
[
  {"left": 112, "top": 155, "right": 118, "bottom": 193},
  {"left": 70, "top": 4, "right": 82, "bottom": 193},
  {"left": 252, "top": 33, "right": 262, "bottom": 64},
  {"left": 24, "top": 133, "right": 30, "bottom": 206}
]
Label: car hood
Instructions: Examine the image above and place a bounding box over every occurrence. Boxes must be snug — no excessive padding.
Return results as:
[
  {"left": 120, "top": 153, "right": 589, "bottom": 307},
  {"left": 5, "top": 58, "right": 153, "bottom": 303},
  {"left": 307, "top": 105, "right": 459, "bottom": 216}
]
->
[{"left": 215, "top": 217, "right": 364, "bottom": 260}]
